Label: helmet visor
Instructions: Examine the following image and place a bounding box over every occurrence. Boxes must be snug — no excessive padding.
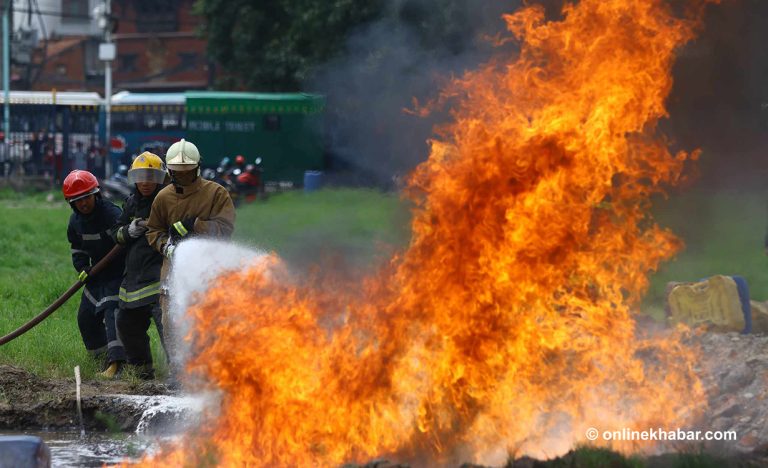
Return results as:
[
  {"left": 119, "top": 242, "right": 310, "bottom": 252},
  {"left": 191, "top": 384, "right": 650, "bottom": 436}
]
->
[
  {"left": 128, "top": 168, "right": 166, "bottom": 184},
  {"left": 67, "top": 187, "right": 100, "bottom": 203}
]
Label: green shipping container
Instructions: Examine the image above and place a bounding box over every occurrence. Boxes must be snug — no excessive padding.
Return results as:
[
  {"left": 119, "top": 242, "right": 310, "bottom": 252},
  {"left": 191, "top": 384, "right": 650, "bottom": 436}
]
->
[{"left": 184, "top": 91, "right": 325, "bottom": 185}]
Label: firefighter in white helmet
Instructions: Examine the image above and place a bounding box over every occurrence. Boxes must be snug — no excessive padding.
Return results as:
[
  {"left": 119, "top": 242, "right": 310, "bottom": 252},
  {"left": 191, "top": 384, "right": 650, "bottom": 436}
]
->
[{"left": 145, "top": 139, "right": 235, "bottom": 377}]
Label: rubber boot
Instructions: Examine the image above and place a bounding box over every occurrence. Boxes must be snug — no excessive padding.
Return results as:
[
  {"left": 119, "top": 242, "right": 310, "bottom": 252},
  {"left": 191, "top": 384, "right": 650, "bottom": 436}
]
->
[{"left": 99, "top": 361, "right": 124, "bottom": 378}]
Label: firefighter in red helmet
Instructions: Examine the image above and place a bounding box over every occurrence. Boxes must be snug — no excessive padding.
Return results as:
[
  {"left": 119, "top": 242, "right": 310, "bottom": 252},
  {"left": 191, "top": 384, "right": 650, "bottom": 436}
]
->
[{"left": 63, "top": 170, "right": 127, "bottom": 377}]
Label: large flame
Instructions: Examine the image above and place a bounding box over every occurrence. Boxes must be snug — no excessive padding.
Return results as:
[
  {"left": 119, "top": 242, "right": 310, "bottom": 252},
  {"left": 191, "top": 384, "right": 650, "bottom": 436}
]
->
[{"left": 141, "top": 0, "right": 716, "bottom": 466}]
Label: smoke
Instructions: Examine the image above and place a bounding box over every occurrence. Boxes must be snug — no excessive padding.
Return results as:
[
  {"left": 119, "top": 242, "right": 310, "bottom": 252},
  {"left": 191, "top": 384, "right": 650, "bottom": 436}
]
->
[
  {"left": 307, "top": 0, "right": 522, "bottom": 187},
  {"left": 665, "top": 0, "right": 768, "bottom": 189},
  {"left": 166, "top": 239, "right": 268, "bottom": 374},
  {"left": 307, "top": 0, "right": 768, "bottom": 190}
]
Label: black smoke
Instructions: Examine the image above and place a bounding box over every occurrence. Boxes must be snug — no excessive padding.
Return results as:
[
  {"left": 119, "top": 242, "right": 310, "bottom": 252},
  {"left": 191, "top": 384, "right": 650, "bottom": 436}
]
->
[{"left": 309, "top": 0, "right": 768, "bottom": 190}]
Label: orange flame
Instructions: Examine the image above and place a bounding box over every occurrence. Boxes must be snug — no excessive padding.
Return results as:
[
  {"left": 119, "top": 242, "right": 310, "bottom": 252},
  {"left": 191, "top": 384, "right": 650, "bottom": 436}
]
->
[{"left": 139, "top": 0, "right": 717, "bottom": 465}]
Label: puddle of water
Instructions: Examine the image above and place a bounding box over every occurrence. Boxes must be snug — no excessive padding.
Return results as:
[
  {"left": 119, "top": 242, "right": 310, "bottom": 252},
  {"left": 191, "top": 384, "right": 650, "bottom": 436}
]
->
[
  {"left": 0, "top": 393, "right": 209, "bottom": 466},
  {"left": 1, "top": 430, "right": 172, "bottom": 467}
]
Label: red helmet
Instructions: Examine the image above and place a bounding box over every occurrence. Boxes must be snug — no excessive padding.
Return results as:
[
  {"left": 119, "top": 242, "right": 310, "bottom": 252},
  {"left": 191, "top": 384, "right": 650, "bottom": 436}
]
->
[
  {"left": 235, "top": 155, "right": 245, "bottom": 165},
  {"left": 62, "top": 170, "right": 100, "bottom": 202}
]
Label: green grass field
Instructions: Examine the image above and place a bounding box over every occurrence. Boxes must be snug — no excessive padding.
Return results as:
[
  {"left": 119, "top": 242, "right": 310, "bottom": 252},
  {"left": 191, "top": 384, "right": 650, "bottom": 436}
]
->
[
  {"left": 0, "top": 188, "right": 410, "bottom": 379},
  {"left": 644, "top": 187, "right": 768, "bottom": 318},
  {"left": 1, "top": 186, "right": 767, "bottom": 379}
]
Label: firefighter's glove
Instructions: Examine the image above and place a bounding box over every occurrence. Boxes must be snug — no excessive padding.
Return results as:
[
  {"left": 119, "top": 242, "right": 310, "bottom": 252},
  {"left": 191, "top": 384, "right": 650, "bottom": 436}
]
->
[
  {"left": 128, "top": 218, "right": 148, "bottom": 238},
  {"left": 162, "top": 243, "right": 176, "bottom": 259},
  {"left": 172, "top": 217, "right": 196, "bottom": 238},
  {"left": 78, "top": 266, "right": 92, "bottom": 283}
]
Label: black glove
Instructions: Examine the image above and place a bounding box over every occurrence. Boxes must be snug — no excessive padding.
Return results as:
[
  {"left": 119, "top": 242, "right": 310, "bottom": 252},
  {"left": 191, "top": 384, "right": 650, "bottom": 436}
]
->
[
  {"left": 171, "top": 217, "right": 197, "bottom": 240},
  {"left": 78, "top": 266, "right": 92, "bottom": 283},
  {"left": 182, "top": 217, "right": 197, "bottom": 233}
]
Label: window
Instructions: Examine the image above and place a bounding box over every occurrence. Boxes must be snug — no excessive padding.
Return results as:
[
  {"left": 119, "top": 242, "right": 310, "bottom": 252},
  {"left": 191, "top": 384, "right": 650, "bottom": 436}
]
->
[
  {"left": 162, "top": 113, "right": 181, "bottom": 130},
  {"left": 118, "top": 54, "right": 138, "bottom": 73},
  {"left": 62, "top": 0, "right": 89, "bottom": 22},
  {"left": 84, "top": 40, "right": 104, "bottom": 79},
  {"left": 177, "top": 52, "right": 198, "bottom": 71},
  {"left": 143, "top": 114, "right": 161, "bottom": 129},
  {"left": 113, "top": 112, "right": 139, "bottom": 132},
  {"left": 135, "top": 0, "right": 180, "bottom": 32}
]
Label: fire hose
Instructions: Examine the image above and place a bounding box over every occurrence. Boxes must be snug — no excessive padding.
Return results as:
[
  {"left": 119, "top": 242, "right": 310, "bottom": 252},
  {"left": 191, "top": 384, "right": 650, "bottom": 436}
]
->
[{"left": 0, "top": 245, "right": 124, "bottom": 347}]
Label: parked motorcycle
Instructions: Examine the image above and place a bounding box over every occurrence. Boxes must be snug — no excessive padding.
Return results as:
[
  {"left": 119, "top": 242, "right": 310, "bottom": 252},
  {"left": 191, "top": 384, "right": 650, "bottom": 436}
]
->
[
  {"left": 100, "top": 164, "right": 132, "bottom": 203},
  {"left": 204, "top": 165, "right": 241, "bottom": 207},
  {"left": 236, "top": 157, "right": 267, "bottom": 202}
]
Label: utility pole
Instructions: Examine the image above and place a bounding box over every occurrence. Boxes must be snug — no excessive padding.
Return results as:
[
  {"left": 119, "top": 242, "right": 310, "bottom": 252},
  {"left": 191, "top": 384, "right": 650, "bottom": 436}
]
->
[
  {"left": 96, "top": 0, "right": 115, "bottom": 177},
  {"left": 2, "top": 0, "right": 10, "bottom": 139}
]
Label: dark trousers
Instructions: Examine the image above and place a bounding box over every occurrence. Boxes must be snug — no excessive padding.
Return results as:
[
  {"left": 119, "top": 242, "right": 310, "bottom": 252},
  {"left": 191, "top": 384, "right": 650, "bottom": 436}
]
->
[
  {"left": 77, "top": 284, "right": 126, "bottom": 364},
  {"left": 116, "top": 302, "right": 165, "bottom": 370}
]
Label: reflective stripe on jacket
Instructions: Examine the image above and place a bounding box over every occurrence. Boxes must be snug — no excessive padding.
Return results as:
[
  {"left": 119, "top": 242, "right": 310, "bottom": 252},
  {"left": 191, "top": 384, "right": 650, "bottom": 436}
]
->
[
  {"left": 146, "top": 177, "right": 236, "bottom": 281},
  {"left": 111, "top": 187, "right": 165, "bottom": 309},
  {"left": 67, "top": 197, "right": 125, "bottom": 282}
]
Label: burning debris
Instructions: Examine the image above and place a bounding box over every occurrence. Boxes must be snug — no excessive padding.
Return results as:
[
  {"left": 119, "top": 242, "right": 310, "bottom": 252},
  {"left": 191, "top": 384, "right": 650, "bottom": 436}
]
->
[{"left": 131, "top": 0, "right": 740, "bottom": 466}]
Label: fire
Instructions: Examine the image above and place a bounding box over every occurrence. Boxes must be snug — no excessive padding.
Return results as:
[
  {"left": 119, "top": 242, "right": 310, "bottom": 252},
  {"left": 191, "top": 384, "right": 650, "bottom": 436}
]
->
[{"left": 139, "top": 0, "right": 717, "bottom": 466}]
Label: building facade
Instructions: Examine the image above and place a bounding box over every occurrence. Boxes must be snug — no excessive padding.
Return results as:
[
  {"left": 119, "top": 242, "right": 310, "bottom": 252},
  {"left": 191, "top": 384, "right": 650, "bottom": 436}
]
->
[{"left": 10, "top": 0, "right": 211, "bottom": 92}]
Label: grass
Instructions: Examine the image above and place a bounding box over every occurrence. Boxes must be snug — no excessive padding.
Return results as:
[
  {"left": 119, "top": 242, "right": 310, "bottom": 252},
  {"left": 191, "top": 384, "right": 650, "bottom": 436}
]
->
[
  {"left": 643, "top": 187, "right": 768, "bottom": 319},
  {"left": 0, "top": 190, "right": 167, "bottom": 379},
  {"left": 504, "top": 446, "right": 733, "bottom": 467},
  {"left": 2, "top": 185, "right": 766, "bottom": 377},
  {"left": 0, "top": 188, "right": 411, "bottom": 379},
  {"left": 0, "top": 186, "right": 760, "bottom": 465},
  {"left": 233, "top": 188, "right": 411, "bottom": 268}
]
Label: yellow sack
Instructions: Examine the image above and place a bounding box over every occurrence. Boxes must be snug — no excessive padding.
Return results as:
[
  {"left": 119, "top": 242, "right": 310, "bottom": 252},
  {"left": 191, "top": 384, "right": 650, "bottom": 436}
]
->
[{"left": 666, "top": 275, "right": 745, "bottom": 331}]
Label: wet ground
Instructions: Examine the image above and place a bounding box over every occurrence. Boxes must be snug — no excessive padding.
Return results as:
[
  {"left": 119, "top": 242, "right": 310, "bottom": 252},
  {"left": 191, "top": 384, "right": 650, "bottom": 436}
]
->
[
  {"left": 0, "top": 364, "right": 205, "bottom": 466},
  {"left": 0, "top": 365, "right": 171, "bottom": 431},
  {"left": 2, "top": 331, "right": 768, "bottom": 467},
  {"left": 1, "top": 430, "right": 158, "bottom": 467}
]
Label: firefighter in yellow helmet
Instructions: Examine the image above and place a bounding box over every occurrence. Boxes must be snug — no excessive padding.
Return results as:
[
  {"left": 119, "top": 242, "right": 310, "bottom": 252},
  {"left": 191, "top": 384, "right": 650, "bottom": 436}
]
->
[
  {"left": 110, "top": 152, "right": 168, "bottom": 379},
  {"left": 145, "top": 139, "right": 235, "bottom": 378}
]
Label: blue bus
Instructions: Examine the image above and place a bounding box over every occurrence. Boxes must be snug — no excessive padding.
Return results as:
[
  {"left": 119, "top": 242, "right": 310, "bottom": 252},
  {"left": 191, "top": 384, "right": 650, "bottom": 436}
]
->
[
  {"left": 108, "top": 91, "right": 186, "bottom": 173},
  {"left": 107, "top": 91, "right": 325, "bottom": 185}
]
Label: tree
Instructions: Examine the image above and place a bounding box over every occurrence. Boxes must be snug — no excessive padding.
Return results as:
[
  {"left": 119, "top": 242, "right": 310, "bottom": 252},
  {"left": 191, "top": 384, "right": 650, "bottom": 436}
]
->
[{"left": 194, "top": 0, "right": 385, "bottom": 91}]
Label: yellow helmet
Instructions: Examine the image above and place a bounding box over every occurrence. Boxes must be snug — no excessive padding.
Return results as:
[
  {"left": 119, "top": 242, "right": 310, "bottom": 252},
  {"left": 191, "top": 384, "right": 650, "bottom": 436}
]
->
[{"left": 128, "top": 151, "right": 166, "bottom": 184}]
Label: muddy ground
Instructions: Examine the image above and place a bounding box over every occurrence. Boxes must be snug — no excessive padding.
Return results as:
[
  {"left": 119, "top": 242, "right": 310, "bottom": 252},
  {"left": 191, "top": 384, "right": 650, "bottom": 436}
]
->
[
  {"left": 0, "top": 365, "right": 170, "bottom": 431},
  {"left": 1, "top": 331, "right": 767, "bottom": 466}
]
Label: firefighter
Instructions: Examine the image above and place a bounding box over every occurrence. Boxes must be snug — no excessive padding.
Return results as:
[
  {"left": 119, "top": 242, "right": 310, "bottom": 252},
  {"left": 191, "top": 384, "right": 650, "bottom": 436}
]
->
[
  {"left": 110, "top": 152, "right": 168, "bottom": 380},
  {"left": 145, "top": 139, "right": 236, "bottom": 374},
  {"left": 63, "top": 170, "right": 126, "bottom": 377}
]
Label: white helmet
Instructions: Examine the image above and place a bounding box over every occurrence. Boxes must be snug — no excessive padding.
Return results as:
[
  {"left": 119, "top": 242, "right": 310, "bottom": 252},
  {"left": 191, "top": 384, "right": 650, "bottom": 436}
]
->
[{"left": 165, "top": 139, "right": 201, "bottom": 171}]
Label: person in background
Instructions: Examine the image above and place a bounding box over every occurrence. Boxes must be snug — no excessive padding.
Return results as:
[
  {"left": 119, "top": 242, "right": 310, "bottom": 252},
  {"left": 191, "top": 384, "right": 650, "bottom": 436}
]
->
[
  {"left": 111, "top": 152, "right": 168, "bottom": 380},
  {"left": 72, "top": 141, "right": 87, "bottom": 170},
  {"left": 0, "top": 132, "right": 9, "bottom": 178},
  {"left": 145, "top": 139, "right": 235, "bottom": 380},
  {"left": 89, "top": 143, "right": 105, "bottom": 179},
  {"left": 63, "top": 170, "right": 127, "bottom": 377},
  {"left": 26, "top": 132, "right": 43, "bottom": 176}
]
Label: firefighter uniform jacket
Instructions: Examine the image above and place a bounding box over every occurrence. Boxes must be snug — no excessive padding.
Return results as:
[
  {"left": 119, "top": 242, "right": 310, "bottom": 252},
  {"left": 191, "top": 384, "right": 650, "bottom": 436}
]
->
[
  {"left": 67, "top": 196, "right": 125, "bottom": 283},
  {"left": 111, "top": 188, "right": 165, "bottom": 309},
  {"left": 146, "top": 176, "right": 236, "bottom": 278}
]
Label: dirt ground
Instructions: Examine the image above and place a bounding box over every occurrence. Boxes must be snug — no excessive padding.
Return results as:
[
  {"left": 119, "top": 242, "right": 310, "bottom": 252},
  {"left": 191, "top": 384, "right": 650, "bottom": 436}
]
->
[
  {"left": 0, "top": 365, "right": 170, "bottom": 431},
  {"left": 2, "top": 331, "right": 767, "bottom": 466}
]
